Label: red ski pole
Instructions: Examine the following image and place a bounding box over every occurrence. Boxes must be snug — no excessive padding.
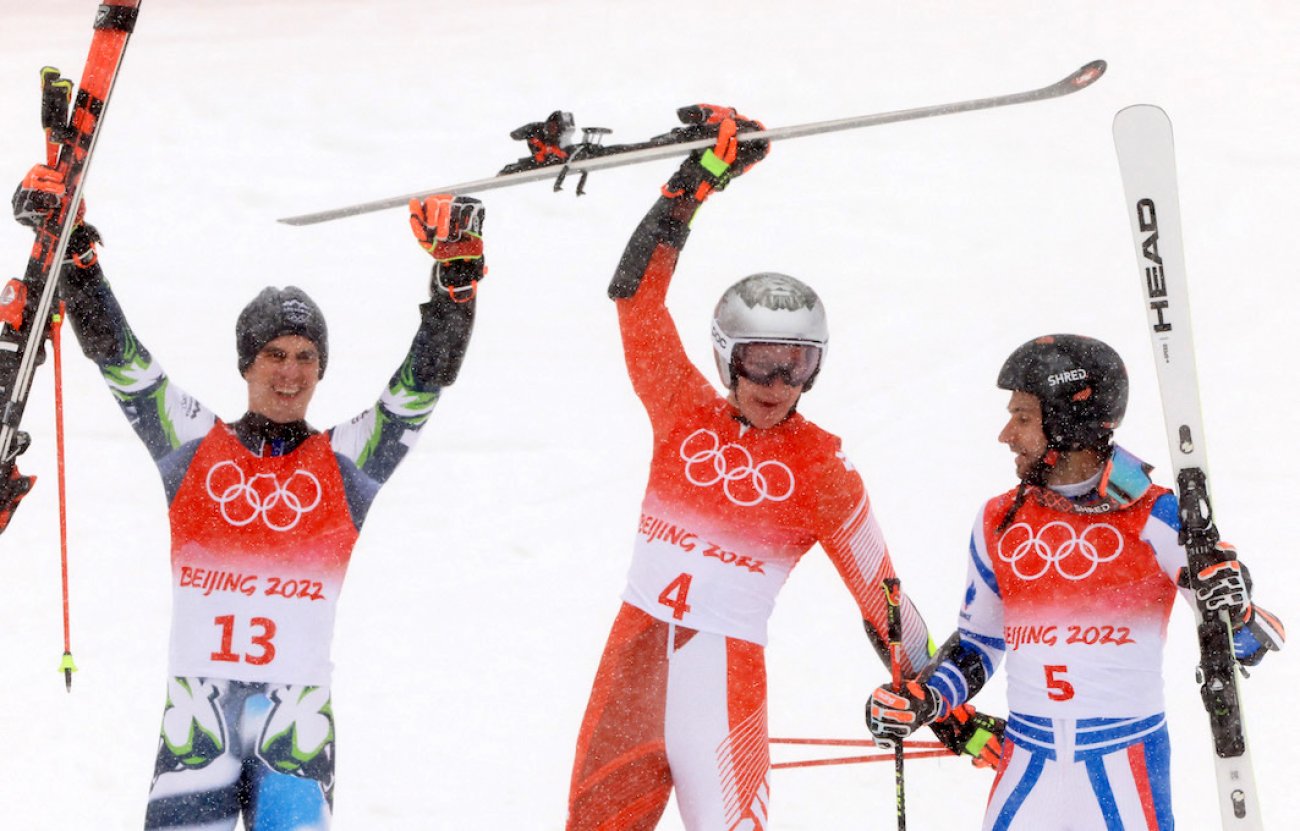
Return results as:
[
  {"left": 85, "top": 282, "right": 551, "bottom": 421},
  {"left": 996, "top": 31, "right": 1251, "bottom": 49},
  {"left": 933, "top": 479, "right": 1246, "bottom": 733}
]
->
[
  {"left": 772, "top": 748, "right": 953, "bottom": 771},
  {"left": 51, "top": 302, "right": 77, "bottom": 691}
]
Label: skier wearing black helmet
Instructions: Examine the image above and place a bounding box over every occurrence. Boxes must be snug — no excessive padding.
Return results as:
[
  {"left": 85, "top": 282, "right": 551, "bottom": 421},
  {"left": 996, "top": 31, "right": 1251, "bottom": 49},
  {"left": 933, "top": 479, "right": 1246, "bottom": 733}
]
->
[
  {"left": 867, "top": 334, "right": 1284, "bottom": 830},
  {"left": 564, "top": 106, "right": 1002, "bottom": 831},
  {"left": 14, "top": 163, "right": 486, "bottom": 830}
]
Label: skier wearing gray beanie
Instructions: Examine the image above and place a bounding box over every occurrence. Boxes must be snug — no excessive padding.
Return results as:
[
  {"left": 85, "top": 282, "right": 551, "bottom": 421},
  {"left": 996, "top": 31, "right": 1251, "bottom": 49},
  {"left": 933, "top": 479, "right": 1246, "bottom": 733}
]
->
[
  {"left": 235, "top": 285, "right": 329, "bottom": 379},
  {"left": 16, "top": 158, "right": 488, "bottom": 830}
]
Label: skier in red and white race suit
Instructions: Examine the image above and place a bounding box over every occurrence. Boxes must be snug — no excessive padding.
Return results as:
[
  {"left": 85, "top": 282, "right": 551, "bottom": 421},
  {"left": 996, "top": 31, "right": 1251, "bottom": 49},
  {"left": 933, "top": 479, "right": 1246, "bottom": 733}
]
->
[
  {"left": 866, "top": 334, "right": 1285, "bottom": 831},
  {"left": 564, "top": 106, "right": 1003, "bottom": 831},
  {"left": 14, "top": 169, "right": 487, "bottom": 830}
]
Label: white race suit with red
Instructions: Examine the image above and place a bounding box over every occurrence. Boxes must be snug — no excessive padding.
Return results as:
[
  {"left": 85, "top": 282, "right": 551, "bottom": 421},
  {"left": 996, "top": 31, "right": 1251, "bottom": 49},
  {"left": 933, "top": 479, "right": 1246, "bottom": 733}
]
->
[{"left": 926, "top": 449, "right": 1284, "bottom": 831}]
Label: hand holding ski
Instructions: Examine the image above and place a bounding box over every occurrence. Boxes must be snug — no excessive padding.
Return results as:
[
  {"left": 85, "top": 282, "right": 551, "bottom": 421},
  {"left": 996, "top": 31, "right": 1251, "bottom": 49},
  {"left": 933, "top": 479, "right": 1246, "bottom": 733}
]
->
[
  {"left": 410, "top": 194, "right": 487, "bottom": 302},
  {"left": 657, "top": 104, "right": 769, "bottom": 203}
]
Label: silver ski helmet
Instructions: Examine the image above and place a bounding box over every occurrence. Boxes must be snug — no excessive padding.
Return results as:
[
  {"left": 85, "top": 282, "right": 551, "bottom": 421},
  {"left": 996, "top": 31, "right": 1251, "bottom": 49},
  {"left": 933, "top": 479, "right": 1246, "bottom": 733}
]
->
[
  {"left": 711, "top": 272, "right": 828, "bottom": 389},
  {"left": 997, "top": 334, "right": 1127, "bottom": 452},
  {"left": 236, "top": 286, "right": 329, "bottom": 379}
]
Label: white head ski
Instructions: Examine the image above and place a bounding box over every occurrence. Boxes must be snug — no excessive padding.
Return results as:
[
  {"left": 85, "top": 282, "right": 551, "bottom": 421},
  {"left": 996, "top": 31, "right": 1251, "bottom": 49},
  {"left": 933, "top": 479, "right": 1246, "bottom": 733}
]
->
[{"left": 1114, "top": 103, "right": 1263, "bottom": 831}]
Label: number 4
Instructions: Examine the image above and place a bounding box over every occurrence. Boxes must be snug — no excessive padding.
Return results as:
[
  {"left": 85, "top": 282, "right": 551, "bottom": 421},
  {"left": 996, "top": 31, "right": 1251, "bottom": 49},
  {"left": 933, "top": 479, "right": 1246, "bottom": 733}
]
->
[{"left": 658, "top": 573, "right": 693, "bottom": 621}]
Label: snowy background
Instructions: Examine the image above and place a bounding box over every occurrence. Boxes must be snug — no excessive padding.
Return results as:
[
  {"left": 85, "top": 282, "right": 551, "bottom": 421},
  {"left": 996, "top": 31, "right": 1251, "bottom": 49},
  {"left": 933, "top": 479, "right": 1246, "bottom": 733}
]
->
[{"left": 0, "top": 1, "right": 1296, "bottom": 828}]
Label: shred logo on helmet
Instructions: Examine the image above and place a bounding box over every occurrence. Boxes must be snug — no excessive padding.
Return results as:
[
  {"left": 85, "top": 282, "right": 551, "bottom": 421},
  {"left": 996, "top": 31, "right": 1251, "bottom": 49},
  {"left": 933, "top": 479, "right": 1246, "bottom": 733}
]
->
[
  {"left": 711, "top": 272, "right": 829, "bottom": 389},
  {"left": 997, "top": 334, "right": 1128, "bottom": 452},
  {"left": 1046, "top": 368, "right": 1088, "bottom": 387}
]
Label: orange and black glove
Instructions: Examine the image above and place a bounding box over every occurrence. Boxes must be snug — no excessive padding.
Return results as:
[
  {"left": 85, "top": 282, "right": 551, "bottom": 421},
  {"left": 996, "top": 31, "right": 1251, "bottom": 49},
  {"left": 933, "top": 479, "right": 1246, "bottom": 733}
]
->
[
  {"left": 0, "top": 463, "right": 36, "bottom": 535},
  {"left": 1180, "top": 543, "right": 1286, "bottom": 667},
  {"left": 929, "top": 702, "right": 1005, "bottom": 769},
  {"left": 409, "top": 194, "right": 486, "bottom": 303},
  {"left": 12, "top": 164, "right": 100, "bottom": 268},
  {"left": 661, "top": 104, "right": 768, "bottom": 203},
  {"left": 867, "top": 679, "right": 945, "bottom": 748},
  {"left": 868, "top": 681, "right": 1005, "bottom": 770}
]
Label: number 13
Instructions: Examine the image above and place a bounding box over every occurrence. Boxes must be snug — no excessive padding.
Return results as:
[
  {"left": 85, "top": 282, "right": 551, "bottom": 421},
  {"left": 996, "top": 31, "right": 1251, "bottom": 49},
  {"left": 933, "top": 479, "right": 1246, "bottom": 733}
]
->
[{"left": 211, "top": 614, "right": 277, "bottom": 666}]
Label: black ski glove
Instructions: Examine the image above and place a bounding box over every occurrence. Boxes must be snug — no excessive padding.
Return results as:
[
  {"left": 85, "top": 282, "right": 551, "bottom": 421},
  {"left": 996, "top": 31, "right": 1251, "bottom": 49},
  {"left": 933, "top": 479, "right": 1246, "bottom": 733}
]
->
[{"left": 1178, "top": 543, "right": 1285, "bottom": 667}]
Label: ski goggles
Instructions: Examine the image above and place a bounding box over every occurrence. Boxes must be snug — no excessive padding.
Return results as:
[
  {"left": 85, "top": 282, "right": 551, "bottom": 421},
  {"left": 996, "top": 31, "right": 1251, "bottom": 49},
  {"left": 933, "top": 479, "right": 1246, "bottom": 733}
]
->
[{"left": 731, "top": 342, "right": 822, "bottom": 387}]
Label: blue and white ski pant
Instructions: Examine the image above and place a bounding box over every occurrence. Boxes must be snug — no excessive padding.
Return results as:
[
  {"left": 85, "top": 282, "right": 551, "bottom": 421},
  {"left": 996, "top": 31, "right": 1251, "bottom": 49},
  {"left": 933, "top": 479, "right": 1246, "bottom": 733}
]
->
[
  {"left": 144, "top": 677, "right": 334, "bottom": 831},
  {"left": 983, "top": 713, "right": 1174, "bottom": 830}
]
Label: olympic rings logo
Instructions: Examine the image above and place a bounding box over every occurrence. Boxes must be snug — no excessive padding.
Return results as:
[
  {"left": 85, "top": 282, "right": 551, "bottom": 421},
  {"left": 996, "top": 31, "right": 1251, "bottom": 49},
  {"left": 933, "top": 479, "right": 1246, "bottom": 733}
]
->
[
  {"left": 679, "top": 428, "right": 795, "bottom": 507},
  {"left": 996, "top": 521, "right": 1124, "bottom": 582},
  {"left": 204, "top": 460, "right": 322, "bottom": 532}
]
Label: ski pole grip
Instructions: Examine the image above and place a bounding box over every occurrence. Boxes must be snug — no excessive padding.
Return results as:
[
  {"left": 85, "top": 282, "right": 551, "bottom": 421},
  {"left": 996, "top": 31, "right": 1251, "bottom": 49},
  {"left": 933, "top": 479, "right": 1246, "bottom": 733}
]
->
[{"left": 883, "top": 577, "right": 903, "bottom": 688}]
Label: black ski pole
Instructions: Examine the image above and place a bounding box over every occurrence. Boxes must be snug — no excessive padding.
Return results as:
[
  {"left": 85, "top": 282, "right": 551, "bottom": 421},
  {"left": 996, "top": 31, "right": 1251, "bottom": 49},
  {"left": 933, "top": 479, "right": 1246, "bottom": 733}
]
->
[{"left": 883, "top": 577, "right": 906, "bottom": 830}]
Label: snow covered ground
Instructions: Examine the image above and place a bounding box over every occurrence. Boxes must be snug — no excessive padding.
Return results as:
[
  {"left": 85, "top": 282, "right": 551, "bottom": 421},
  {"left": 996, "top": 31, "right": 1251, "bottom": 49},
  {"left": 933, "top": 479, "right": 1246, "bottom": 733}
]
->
[{"left": 0, "top": 1, "right": 1296, "bottom": 828}]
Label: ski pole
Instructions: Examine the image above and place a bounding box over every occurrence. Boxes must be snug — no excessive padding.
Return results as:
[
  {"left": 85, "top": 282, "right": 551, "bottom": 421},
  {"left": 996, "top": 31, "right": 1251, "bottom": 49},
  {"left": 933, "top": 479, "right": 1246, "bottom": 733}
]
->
[
  {"left": 42, "top": 70, "right": 79, "bottom": 691},
  {"left": 883, "top": 577, "right": 906, "bottom": 831},
  {"left": 771, "top": 738, "right": 946, "bottom": 750},
  {"left": 51, "top": 302, "right": 77, "bottom": 691},
  {"left": 40, "top": 66, "right": 73, "bottom": 169},
  {"left": 772, "top": 748, "right": 953, "bottom": 771}
]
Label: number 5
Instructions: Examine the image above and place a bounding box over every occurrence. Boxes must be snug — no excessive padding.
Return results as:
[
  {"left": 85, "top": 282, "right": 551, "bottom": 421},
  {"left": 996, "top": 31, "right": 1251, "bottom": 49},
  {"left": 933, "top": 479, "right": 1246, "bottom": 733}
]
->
[{"left": 1044, "top": 664, "right": 1075, "bottom": 701}]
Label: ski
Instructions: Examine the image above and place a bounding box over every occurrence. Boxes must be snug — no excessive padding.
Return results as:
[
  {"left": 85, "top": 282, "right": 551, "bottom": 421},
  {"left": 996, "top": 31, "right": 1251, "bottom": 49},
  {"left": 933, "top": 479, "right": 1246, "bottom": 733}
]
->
[
  {"left": 1113, "top": 104, "right": 1262, "bottom": 830},
  {"left": 278, "top": 59, "right": 1106, "bottom": 226},
  {"left": 0, "top": 0, "right": 142, "bottom": 533}
]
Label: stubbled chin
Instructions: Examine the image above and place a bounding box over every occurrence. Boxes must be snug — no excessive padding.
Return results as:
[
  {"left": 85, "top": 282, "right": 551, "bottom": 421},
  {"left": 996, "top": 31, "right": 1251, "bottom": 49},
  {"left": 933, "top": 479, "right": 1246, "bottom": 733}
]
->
[
  {"left": 750, "top": 404, "right": 793, "bottom": 428},
  {"left": 1013, "top": 454, "right": 1039, "bottom": 479}
]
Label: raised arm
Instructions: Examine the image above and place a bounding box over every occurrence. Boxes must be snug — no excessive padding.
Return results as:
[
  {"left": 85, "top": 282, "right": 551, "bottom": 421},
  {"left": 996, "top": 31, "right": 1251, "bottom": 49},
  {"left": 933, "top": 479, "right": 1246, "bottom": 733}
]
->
[
  {"left": 329, "top": 194, "right": 486, "bottom": 486},
  {"left": 13, "top": 164, "right": 216, "bottom": 463},
  {"left": 607, "top": 106, "right": 768, "bottom": 424}
]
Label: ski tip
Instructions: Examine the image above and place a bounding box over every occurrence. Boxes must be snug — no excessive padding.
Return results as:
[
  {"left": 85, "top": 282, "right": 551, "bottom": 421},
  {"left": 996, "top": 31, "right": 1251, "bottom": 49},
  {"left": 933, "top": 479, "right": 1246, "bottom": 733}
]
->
[
  {"left": 1112, "top": 103, "right": 1172, "bottom": 133},
  {"left": 277, "top": 211, "right": 343, "bottom": 226},
  {"left": 1072, "top": 60, "right": 1107, "bottom": 89},
  {"left": 1114, "top": 103, "right": 1169, "bottom": 118}
]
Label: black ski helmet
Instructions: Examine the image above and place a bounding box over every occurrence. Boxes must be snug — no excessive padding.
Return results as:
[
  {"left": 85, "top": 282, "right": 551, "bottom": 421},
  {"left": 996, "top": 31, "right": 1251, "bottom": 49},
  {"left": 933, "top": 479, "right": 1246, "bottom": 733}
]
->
[
  {"left": 236, "top": 286, "right": 329, "bottom": 379},
  {"left": 997, "top": 334, "right": 1127, "bottom": 452}
]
